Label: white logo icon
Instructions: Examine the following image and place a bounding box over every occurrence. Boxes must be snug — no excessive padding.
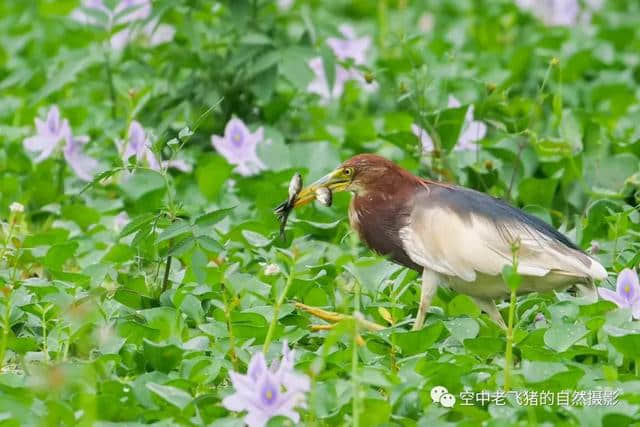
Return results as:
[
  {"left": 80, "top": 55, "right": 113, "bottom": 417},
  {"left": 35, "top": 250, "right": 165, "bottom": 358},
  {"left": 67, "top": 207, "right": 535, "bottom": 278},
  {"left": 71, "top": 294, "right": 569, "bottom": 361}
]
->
[{"left": 431, "top": 386, "right": 456, "bottom": 408}]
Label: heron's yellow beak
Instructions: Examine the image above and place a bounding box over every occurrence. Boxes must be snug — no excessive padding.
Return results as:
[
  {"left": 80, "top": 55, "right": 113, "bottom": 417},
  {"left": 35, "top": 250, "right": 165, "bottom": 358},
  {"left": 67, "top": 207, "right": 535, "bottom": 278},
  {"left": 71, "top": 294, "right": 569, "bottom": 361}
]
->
[{"left": 293, "top": 168, "right": 351, "bottom": 208}]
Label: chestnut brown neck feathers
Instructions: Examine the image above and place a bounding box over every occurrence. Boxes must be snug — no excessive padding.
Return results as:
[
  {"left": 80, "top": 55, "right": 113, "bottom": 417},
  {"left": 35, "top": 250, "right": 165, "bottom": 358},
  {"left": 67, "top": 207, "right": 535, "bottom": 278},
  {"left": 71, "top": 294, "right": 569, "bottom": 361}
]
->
[{"left": 344, "top": 154, "right": 425, "bottom": 271}]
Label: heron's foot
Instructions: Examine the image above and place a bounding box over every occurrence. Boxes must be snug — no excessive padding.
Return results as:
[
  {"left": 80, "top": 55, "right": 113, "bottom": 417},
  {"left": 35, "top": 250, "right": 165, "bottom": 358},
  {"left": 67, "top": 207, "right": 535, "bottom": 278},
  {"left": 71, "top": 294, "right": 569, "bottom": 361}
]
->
[
  {"left": 413, "top": 269, "right": 439, "bottom": 331},
  {"left": 295, "top": 302, "right": 384, "bottom": 332}
]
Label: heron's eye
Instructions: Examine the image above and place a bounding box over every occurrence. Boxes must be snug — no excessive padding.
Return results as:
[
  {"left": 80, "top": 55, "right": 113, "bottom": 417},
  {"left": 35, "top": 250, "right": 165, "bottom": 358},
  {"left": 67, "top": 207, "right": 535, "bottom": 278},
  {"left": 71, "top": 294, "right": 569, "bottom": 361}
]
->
[{"left": 343, "top": 168, "right": 353, "bottom": 177}]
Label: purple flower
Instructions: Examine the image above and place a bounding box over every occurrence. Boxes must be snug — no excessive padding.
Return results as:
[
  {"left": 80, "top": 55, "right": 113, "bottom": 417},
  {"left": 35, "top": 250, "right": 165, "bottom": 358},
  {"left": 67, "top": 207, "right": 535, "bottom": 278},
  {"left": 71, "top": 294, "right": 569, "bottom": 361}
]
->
[
  {"left": 448, "top": 96, "right": 487, "bottom": 152},
  {"left": 113, "top": 211, "right": 130, "bottom": 232},
  {"left": 307, "top": 24, "right": 376, "bottom": 102},
  {"left": 598, "top": 268, "right": 640, "bottom": 319},
  {"left": 326, "top": 24, "right": 371, "bottom": 65},
  {"left": 113, "top": 0, "right": 151, "bottom": 24},
  {"left": 111, "top": 19, "right": 175, "bottom": 50},
  {"left": 63, "top": 134, "right": 98, "bottom": 181},
  {"left": 119, "top": 121, "right": 191, "bottom": 172},
  {"left": 307, "top": 58, "right": 350, "bottom": 102},
  {"left": 71, "top": 0, "right": 173, "bottom": 50},
  {"left": 23, "top": 106, "right": 98, "bottom": 181},
  {"left": 70, "top": 0, "right": 111, "bottom": 25},
  {"left": 223, "top": 342, "right": 309, "bottom": 427},
  {"left": 515, "top": 0, "right": 580, "bottom": 27},
  {"left": 23, "top": 106, "right": 72, "bottom": 162},
  {"left": 211, "top": 118, "right": 266, "bottom": 176},
  {"left": 411, "top": 123, "right": 435, "bottom": 153}
]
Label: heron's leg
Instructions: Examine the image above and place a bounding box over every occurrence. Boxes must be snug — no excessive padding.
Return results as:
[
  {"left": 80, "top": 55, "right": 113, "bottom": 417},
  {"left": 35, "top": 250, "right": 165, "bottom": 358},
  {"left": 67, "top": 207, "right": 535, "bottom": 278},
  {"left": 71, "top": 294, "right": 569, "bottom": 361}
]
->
[
  {"left": 413, "top": 269, "right": 439, "bottom": 331},
  {"left": 472, "top": 296, "right": 506, "bottom": 330}
]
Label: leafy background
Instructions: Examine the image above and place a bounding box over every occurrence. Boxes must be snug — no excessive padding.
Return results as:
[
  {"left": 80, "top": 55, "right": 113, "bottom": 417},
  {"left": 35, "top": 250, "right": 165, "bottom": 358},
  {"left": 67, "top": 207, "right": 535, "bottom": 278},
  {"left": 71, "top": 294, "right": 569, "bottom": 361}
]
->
[{"left": 1, "top": 0, "right": 640, "bottom": 426}]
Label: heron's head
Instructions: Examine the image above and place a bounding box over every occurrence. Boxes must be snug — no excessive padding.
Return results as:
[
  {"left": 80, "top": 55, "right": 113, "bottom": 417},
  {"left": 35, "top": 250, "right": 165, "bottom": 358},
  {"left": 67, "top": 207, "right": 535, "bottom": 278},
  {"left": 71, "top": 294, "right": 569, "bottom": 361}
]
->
[{"left": 293, "top": 154, "right": 405, "bottom": 207}]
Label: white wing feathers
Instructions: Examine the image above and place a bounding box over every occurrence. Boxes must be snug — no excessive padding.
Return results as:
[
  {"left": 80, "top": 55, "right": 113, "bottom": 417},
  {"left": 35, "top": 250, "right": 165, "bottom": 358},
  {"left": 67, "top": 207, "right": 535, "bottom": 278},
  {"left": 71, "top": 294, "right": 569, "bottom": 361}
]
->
[{"left": 399, "top": 206, "right": 607, "bottom": 283}]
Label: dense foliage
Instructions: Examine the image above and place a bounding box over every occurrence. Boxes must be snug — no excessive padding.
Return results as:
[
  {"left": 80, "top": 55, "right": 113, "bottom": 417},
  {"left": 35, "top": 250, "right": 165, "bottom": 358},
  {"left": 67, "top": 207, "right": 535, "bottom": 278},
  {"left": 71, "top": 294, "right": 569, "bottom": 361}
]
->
[{"left": 1, "top": 0, "right": 640, "bottom": 426}]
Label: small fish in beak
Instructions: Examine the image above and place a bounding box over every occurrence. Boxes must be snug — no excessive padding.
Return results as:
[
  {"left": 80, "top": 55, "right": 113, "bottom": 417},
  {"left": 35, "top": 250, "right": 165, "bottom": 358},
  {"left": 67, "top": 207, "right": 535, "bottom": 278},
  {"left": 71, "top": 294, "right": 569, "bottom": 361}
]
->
[
  {"left": 315, "top": 187, "right": 332, "bottom": 206},
  {"left": 288, "top": 172, "right": 302, "bottom": 204},
  {"left": 275, "top": 172, "right": 303, "bottom": 240}
]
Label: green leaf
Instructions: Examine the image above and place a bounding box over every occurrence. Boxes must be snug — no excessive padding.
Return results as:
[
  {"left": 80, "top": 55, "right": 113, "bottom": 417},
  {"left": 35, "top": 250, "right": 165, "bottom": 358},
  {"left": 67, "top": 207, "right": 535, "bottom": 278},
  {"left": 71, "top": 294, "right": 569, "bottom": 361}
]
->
[
  {"left": 143, "top": 339, "right": 184, "bottom": 373},
  {"left": 114, "top": 289, "right": 159, "bottom": 310},
  {"left": 517, "top": 178, "right": 558, "bottom": 207},
  {"left": 464, "top": 337, "right": 505, "bottom": 358},
  {"left": 448, "top": 295, "right": 481, "bottom": 318},
  {"left": 196, "top": 156, "right": 233, "bottom": 199},
  {"left": 241, "top": 230, "right": 272, "bottom": 247},
  {"left": 61, "top": 204, "right": 100, "bottom": 230},
  {"left": 194, "top": 207, "right": 235, "bottom": 227},
  {"left": 44, "top": 242, "right": 78, "bottom": 270},
  {"left": 157, "top": 221, "right": 192, "bottom": 244},
  {"left": 168, "top": 236, "right": 196, "bottom": 256},
  {"left": 434, "top": 106, "right": 467, "bottom": 151},
  {"left": 146, "top": 383, "right": 192, "bottom": 410},
  {"left": 501, "top": 265, "right": 522, "bottom": 292},
  {"left": 394, "top": 321, "right": 443, "bottom": 356},
  {"left": 444, "top": 317, "right": 480, "bottom": 342},
  {"left": 543, "top": 322, "right": 589, "bottom": 352},
  {"left": 197, "top": 235, "right": 223, "bottom": 253},
  {"left": 119, "top": 213, "right": 158, "bottom": 238},
  {"left": 604, "top": 326, "right": 640, "bottom": 358}
]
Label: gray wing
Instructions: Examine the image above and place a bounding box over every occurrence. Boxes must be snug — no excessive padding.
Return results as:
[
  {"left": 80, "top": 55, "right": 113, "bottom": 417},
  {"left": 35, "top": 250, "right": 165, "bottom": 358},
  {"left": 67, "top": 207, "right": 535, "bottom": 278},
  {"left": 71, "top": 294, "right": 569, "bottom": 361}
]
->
[{"left": 398, "top": 185, "right": 607, "bottom": 282}]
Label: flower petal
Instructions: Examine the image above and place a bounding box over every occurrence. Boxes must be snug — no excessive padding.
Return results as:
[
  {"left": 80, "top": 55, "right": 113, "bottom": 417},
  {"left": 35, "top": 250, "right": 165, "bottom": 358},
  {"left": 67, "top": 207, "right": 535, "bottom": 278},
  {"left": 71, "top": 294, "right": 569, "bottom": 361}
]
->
[
  {"left": 632, "top": 302, "right": 640, "bottom": 320},
  {"left": 447, "top": 95, "right": 461, "bottom": 109},
  {"left": 457, "top": 121, "right": 486, "bottom": 149},
  {"left": 598, "top": 287, "right": 629, "bottom": 308},
  {"left": 247, "top": 352, "right": 268, "bottom": 382},
  {"left": 616, "top": 268, "right": 640, "bottom": 302},
  {"left": 244, "top": 410, "right": 270, "bottom": 427},
  {"left": 222, "top": 392, "right": 249, "bottom": 412},
  {"left": 411, "top": 123, "right": 434, "bottom": 152}
]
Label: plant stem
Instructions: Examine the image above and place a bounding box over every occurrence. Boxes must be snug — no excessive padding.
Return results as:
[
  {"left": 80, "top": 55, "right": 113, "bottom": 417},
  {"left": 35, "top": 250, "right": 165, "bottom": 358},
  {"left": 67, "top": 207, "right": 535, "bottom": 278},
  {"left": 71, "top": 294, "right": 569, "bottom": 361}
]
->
[
  {"left": 42, "top": 308, "right": 49, "bottom": 364},
  {"left": 0, "top": 289, "right": 12, "bottom": 370},
  {"left": 161, "top": 255, "right": 172, "bottom": 294},
  {"left": 57, "top": 157, "right": 66, "bottom": 196},
  {"left": 504, "top": 287, "right": 517, "bottom": 392},
  {"left": 263, "top": 264, "right": 295, "bottom": 353},
  {"left": 636, "top": 358, "right": 639, "bottom": 377},
  {"left": 352, "top": 283, "right": 361, "bottom": 427},
  {"left": 221, "top": 285, "right": 238, "bottom": 370},
  {"left": 104, "top": 50, "right": 117, "bottom": 120}
]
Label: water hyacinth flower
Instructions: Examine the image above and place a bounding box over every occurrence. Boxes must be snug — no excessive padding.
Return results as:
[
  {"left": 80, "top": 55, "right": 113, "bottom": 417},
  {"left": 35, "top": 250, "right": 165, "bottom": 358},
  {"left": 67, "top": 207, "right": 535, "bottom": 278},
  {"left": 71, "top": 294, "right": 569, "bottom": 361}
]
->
[
  {"left": 63, "top": 134, "right": 99, "bottom": 181},
  {"left": 112, "top": 211, "right": 130, "bottom": 233},
  {"left": 307, "top": 57, "right": 351, "bottom": 101},
  {"left": 326, "top": 24, "right": 371, "bottom": 65},
  {"left": 307, "top": 24, "right": 376, "bottom": 102},
  {"left": 411, "top": 123, "right": 435, "bottom": 153},
  {"left": 223, "top": 342, "right": 310, "bottom": 427},
  {"left": 598, "top": 268, "right": 640, "bottom": 319},
  {"left": 23, "top": 106, "right": 98, "bottom": 181},
  {"left": 515, "top": 0, "right": 581, "bottom": 27},
  {"left": 211, "top": 118, "right": 266, "bottom": 176},
  {"left": 71, "top": 0, "right": 173, "bottom": 49},
  {"left": 23, "top": 106, "right": 71, "bottom": 162},
  {"left": 110, "top": 19, "right": 176, "bottom": 50},
  {"left": 70, "top": 0, "right": 111, "bottom": 25},
  {"left": 119, "top": 121, "right": 192, "bottom": 172},
  {"left": 71, "top": 0, "right": 150, "bottom": 26},
  {"left": 448, "top": 95, "right": 487, "bottom": 151}
]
